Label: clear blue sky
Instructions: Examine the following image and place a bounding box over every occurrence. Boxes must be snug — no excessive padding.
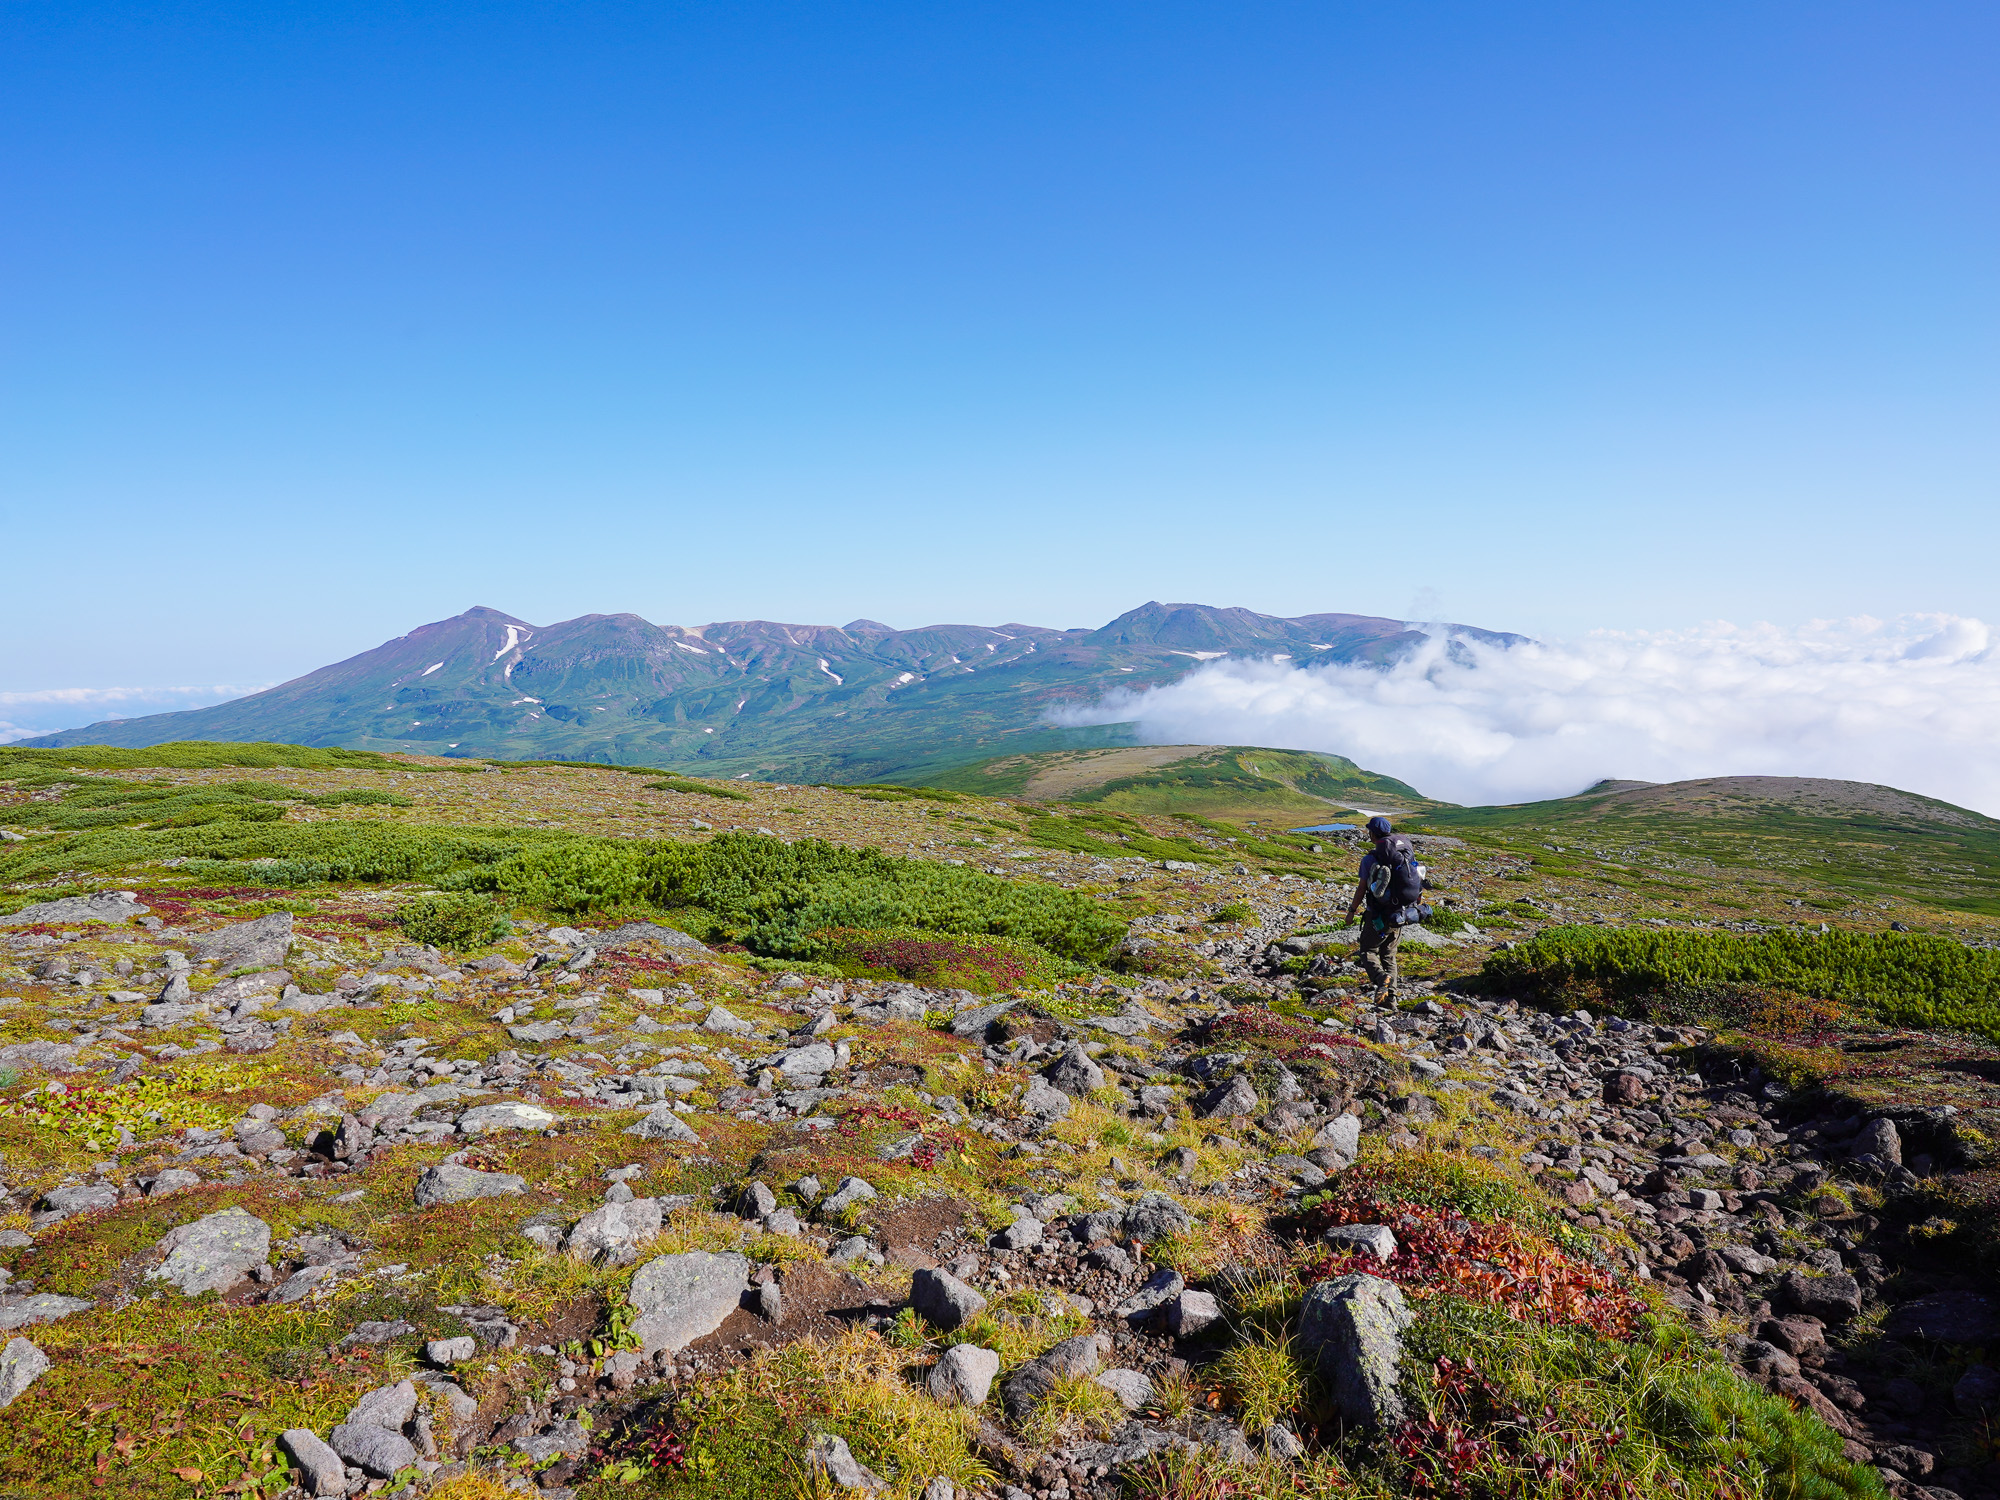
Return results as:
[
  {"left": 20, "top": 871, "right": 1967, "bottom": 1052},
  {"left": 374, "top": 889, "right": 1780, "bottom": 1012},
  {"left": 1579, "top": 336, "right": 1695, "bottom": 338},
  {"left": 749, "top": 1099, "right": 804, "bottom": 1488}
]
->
[{"left": 4, "top": 1, "right": 1995, "bottom": 708}]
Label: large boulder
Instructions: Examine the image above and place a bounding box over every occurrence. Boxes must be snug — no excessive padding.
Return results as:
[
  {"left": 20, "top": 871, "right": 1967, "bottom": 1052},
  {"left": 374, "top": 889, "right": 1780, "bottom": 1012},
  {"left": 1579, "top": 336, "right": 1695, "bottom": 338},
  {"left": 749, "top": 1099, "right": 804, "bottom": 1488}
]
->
[
  {"left": 1852, "top": 1117, "right": 1902, "bottom": 1167},
  {"left": 147, "top": 1207, "right": 271, "bottom": 1295},
  {"left": 1000, "top": 1333, "right": 1109, "bottom": 1420},
  {"left": 1124, "top": 1192, "right": 1193, "bottom": 1243},
  {"left": 626, "top": 1105, "right": 702, "bottom": 1143},
  {"left": 910, "top": 1268, "right": 987, "bottom": 1331},
  {"left": 329, "top": 1422, "right": 417, "bottom": 1479},
  {"left": 929, "top": 1343, "right": 1001, "bottom": 1407},
  {"left": 457, "top": 1101, "right": 557, "bottom": 1135},
  {"left": 0, "top": 1294, "right": 94, "bottom": 1330},
  {"left": 192, "top": 912, "right": 293, "bottom": 969},
  {"left": 413, "top": 1164, "right": 526, "bottom": 1207},
  {"left": 1781, "top": 1272, "right": 1863, "bottom": 1323},
  {"left": 278, "top": 1430, "right": 346, "bottom": 1496},
  {"left": 1296, "top": 1273, "right": 1413, "bottom": 1431},
  {"left": 0, "top": 891, "right": 148, "bottom": 926},
  {"left": 1309, "top": 1115, "right": 1362, "bottom": 1166},
  {"left": 1885, "top": 1290, "right": 2000, "bottom": 1345},
  {"left": 567, "top": 1198, "right": 666, "bottom": 1267},
  {"left": 628, "top": 1251, "right": 750, "bottom": 1357},
  {"left": 1198, "top": 1077, "right": 1259, "bottom": 1119},
  {"left": 0, "top": 1338, "right": 48, "bottom": 1407},
  {"left": 1019, "top": 1080, "right": 1072, "bottom": 1124},
  {"left": 1044, "top": 1046, "right": 1105, "bottom": 1097}
]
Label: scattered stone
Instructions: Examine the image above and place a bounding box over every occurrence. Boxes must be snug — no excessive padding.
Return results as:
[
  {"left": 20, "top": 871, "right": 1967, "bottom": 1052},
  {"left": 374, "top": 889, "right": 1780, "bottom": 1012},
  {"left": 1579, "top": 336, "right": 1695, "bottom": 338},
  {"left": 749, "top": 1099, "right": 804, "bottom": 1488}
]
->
[
  {"left": 567, "top": 1198, "right": 666, "bottom": 1266},
  {"left": 1043, "top": 1046, "right": 1105, "bottom": 1097},
  {"left": 805, "top": 1432, "right": 887, "bottom": 1492},
  {"left": 1853, "top": 1116, "right": 1902, "bottom": 1166},
  {"left": 627, "top": 1104, "right": 703, "bottom": 1143},
  {"left": 1019, "top": 1079, "right": 1072, "bottom": 1123},
  {"left": 191, "top": 912, "right": 294, "bottom": 968},
  {"left": 0, "top": 1338, "right": 48, "bottom": 1407},
  {"left": 1165, "top": 1290, "right": 1221, "bottom": 1338},
  {"left": 413, "top": 1164, "right": 526, "bottom": 1207},
  {"left": 821, "top": 1176, "right": 877, "bottom": 1216},
  {"left": 1297, "top": 1273, "right": 1413, "bottom": 1431},
  {"left": 277, "top": 1429, "right": 345, "bottom": 1496},
  {"left": 1781, "top": 1271, "right": 1863, "bottom": 1323},
  {"left": 1885, "top": 1291, "right": 2000, "bottom": 1346},
  {"left": 1322, "top": 1224, "right": 1398, "bottom": 1262},
  {"left": 0, "top": 890, "right": 149, "bottom": 926},
  {"left": 329, "top": 1421, "right": 418, "bottom": 1480},
  {"left": 426, "top": 1336, "right": 477, "bottom": 1366},
  {"left": 627, "top": 1251, "right": 750, "bottom": 1356},
  {"left": 1124, "top": 1191, "right": 1194, "bottom": 1242},
  {"left": 1094, "top": 1368, "right": 1154, "bottom": 1411},
  {"left": 1001, "top": 1333, "right": 1108, "bottom": 1420},
  {"left": 147, "top": 1207, "right": 272, "bottom": 1295},
  {"left": 1198, "top": 1076, "right": 1259, "bottom": 1119},
  {"left": 457, "top": 1101, "right": 557, "bottom": 1134},
  {"left": 991, "top": 1216, "right": 1043, "bottom": 1251},
  {"left": 929, "top": 1343, "right": 1001, "bottom": 1407},
  {"left": 911, "top": 1268, "right": 987, "bottom": 1331},
  {"left": 0, "top": 1294, "right": 94, "bottom": 1330},
  {"left": 1114, "top": 1268, "right": 1185, "bottom": 1325},
  {"left": 1309, "top": 1114, "right": 1361, "bottom": 1166}
]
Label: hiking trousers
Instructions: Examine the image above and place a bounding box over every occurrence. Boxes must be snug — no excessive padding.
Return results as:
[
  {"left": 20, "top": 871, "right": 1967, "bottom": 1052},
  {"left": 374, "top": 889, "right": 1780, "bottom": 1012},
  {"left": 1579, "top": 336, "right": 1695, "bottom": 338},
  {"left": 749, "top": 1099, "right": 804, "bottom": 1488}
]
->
[{"left": 1358, "top": 919, "right": 1401, "bottom": 998}]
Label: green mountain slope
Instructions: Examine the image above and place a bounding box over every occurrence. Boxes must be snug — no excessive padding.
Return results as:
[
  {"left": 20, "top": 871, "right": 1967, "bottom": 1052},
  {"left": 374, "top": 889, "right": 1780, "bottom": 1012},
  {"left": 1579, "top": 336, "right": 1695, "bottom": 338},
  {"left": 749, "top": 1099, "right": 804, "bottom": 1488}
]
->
[
  {"left": 919, "top": 744, "right": 1443, "bottom": 824},
  {"left": 24, "top": 601, "right": 1523, "bottom": 783},
  {"left": 1417, "top": 774, "right": 2000, "bottom": 915}
]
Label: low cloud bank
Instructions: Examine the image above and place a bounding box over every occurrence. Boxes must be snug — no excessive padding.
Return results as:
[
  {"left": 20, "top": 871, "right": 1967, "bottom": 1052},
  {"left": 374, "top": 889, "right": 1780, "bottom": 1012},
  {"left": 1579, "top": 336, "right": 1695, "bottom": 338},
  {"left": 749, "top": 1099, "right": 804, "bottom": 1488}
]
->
[
  {"left": 1051, "top": 615, "right": 2000, "bottom": 817},
  {"left": 0, "top": 685, "right": 264, "bottom": 744}
]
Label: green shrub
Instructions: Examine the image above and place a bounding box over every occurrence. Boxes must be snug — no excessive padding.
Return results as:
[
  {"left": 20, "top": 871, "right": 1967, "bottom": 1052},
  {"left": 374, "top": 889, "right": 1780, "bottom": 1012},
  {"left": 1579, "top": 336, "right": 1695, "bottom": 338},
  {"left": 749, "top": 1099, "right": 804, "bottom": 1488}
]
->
[
  {"left": 644, "top": 779, "right": 753, "bottom": 802},
  {"left": 1485, "top": 926, "right": 2000, "bottom": 1041},
  {"left": 472, "top": 832, "right": 1125, "bottom": 966},
  {"left": 828, "top": 783, "right": 962, "bottom": 804},
  {"left": 0, "top": 741, "right": 409, "bottom": 772},
  {"left": 396, "top": 892, "right": 511, "bottom": 950}
]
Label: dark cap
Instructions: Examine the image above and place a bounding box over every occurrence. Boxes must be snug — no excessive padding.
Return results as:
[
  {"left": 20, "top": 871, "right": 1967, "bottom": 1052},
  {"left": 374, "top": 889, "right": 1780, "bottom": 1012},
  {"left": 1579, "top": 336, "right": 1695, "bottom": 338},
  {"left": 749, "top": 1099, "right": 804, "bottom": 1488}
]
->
[{"left": 1366, "top": 815, "right": 1394, "bottom": 840}]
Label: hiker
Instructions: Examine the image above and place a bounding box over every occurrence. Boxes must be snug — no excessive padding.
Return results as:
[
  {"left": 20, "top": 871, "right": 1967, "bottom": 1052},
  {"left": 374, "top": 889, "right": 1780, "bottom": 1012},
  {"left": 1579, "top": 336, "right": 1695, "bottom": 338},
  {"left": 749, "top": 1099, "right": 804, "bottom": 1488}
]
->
[{"left": 1343, "top": 815, "right": 1427, "bottom": 1002}]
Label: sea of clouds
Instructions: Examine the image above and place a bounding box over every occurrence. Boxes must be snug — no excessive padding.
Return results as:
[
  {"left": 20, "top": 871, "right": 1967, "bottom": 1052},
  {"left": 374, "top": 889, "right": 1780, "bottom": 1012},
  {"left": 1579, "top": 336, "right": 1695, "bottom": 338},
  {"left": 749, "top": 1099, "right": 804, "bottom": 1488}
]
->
[
  {"left": 0, "top": 686, "right": 265, "bottom": 744},
  {"left": 1052, "top": 614, "right": 2000, "bottom": 817}
]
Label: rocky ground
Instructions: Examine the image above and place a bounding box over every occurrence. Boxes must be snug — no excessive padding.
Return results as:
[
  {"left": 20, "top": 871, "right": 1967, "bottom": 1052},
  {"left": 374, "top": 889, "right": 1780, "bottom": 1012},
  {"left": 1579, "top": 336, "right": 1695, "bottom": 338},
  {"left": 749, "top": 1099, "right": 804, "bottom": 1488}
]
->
[{"left": 0, "top": 759, "right": 1993, "bottom": 1499}]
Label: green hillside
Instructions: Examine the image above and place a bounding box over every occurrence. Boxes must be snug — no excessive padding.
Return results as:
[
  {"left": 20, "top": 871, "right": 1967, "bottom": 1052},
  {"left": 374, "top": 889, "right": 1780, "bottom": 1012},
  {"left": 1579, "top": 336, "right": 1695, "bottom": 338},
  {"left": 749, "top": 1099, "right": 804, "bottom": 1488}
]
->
[
  {"left": 1414, "top": 774, "right": 2000, "bottom": 916},
  {"left": 917, "top": 743, "right": 1445, "bottom": 824}
]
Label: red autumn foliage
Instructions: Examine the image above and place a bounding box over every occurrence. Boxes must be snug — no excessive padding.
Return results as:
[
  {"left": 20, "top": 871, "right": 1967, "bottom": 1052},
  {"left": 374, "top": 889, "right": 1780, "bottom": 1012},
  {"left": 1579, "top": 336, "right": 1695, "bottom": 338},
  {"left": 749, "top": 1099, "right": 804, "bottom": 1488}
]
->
[
  {"left": 832, "top": 1102, "right": 965, "bottom": 1170},
  {"left": 1203, "top": 1008, "right": 1367, "bottom": 1061},
  {"left": 1294, "top": 1180, "right": 1644, "bottom": 1340}
]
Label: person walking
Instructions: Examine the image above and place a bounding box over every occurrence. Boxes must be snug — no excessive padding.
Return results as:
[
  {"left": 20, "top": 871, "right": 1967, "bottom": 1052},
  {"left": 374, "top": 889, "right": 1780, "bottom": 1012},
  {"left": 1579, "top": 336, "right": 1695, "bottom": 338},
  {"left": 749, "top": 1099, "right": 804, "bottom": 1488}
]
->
[{"left": 1343, "top": 815, "right": 1425, "bottom": 1003}]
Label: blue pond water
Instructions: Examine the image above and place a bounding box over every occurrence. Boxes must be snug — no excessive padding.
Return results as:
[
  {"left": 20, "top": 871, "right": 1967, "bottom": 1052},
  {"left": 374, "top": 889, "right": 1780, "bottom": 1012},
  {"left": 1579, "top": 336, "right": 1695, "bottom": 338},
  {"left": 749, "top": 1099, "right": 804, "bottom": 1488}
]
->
[{"left": 1287, "top": 823, "right": 1359, "bottom": 833}]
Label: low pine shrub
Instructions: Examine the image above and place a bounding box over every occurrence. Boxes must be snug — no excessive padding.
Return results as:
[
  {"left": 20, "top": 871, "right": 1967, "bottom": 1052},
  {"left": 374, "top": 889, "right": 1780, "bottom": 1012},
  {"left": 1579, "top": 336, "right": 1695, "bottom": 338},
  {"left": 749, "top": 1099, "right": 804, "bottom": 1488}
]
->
[
  {"left": 396, "top": 892, "right": 511, "bottom": 950},
  {"left": 0, "top": 741, "right": 407, "bottom": 772},
  {"left": 1485, "top": 927, "right": 2000, "bottom": 1042}
]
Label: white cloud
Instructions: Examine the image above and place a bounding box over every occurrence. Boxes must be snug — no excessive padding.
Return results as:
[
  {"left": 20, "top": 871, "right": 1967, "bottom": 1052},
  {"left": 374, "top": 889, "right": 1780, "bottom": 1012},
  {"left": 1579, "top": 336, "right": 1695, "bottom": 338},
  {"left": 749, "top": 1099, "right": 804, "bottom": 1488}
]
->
[
  {"left": 1051, "top": 616, "right": 2000, "bottom": 816},
  {"left": 0, "top": 685, "right": 266, "bottom": 744}
]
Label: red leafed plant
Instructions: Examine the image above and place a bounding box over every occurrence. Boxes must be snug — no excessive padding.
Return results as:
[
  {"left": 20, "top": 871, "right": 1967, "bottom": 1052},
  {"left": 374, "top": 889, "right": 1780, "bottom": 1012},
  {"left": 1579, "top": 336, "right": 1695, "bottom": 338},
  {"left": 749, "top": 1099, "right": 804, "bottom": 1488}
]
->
[
  {"left": 833, "top": 1103, "right": 965, "bottom": 1170},
  {"left": 1392, "top": 1357, "right": 1656, "bottom": 1498},
  {"left": 1203, "top": 1009, "right": 1366, "bottom": 1060},
  {"left": 1293, "top": 1179, "right": 1645, "bottom": 1340}
]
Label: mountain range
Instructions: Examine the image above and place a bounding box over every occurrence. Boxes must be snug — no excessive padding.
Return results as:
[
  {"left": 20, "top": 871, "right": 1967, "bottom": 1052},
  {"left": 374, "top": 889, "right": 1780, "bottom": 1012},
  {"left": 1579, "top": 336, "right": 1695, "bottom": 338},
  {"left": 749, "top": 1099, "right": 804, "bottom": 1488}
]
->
[{"left": 24, "top": 601, "right": 1524, "bottom": 783}]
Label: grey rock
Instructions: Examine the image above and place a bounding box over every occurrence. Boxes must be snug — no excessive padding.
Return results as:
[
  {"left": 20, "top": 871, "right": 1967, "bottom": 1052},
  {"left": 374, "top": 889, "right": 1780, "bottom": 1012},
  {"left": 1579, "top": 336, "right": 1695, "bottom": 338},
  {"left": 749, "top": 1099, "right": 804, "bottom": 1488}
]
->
[
  {"left": 738, "top": 1181, "right": 778, "bottom": 1219},
  {"left": 949, "top": 998, "right": 1020, "bottom": 1038},
  {"left": 1309, "top": 1114, "right": 1362, "bottom": 1165},
  {"left": 426, "top": 1336, "right": 477, "bottom": 1366},
  {"left": 822, "top": 1176, "right": 877, "bottom": 1216},
  {"left": 1322, "top": 1224, "right": 1398, "bottom": 1261},
  {"left": 1854, "top": 1117, "right": 1902, "bottom": 1166},
  {"left": 413, "top": 1164, "right": 527, "bottom": 1207},
  {"left": 505, "top": 1021, "right": 566, "bottom": 1043},
  {"left": 1095, "top": 1368, "right": 1154, "bottom": 1411},
  {"left": 1138, "top": 1084, "right": 1179, "bottom": 1116},
  {"left": 923, "top": 1480, "right": 957, "bottom": 1500},
  {"left": 1166, "top": 1290, "right": 1221, "bottom": 1338},
  {"left": 1001, "top": 1332, "right": 1108, "bottom": 1419},
  {"left": 513, "top": 1419, "right": 587, "bottom": 1464},
  {"left": 457, "top": 1101, "right": 556, "bottom": 1134},
  {"left": 754, "top": 1282, "right": 783, "bottom": 1323},
  {"left": 147, "top": 1207, "right": 271, "bottom": 1295},
  {"left": 763, "top": 1209, "right": 801, "bottom": 1236},
  {"left": 271, "top": 1265, "right": 342, "bottom": 1304},
  {"left": 0, "top": 1294, "right": 94, "bottom": 1330},
  {"left": 278, "top": 1429, "right": 345, "bottom": 1496},
  {"left": 1199, "top": 1076, "right": 1259, "bottom": 1119},
  {"left": 192, "top": 912, "right": 293, "bottom": 969},
  {"left": 1782, "top": 1271, "right": 1863, "bottom": 1323},
  {"left": 1202, "top": 1420, "right": 1257, "bottom": 1464},
  {"left": 1044, "top": 1046, "right": 1105, "bottom": 1097},
  {"left": 805, "top": 1431, "right": 886, "bottom": 1492},
  {"left": 628, "top": 1250, "right": 750, "bottom": 1356},
  {"left": 3, "top": 890, "right": 150, "bottom": 926},
  {"left": 703, "top": 1005, "right": 753, "bottom": 1035},
  {"left": 829, "top": 1235, "right": 880, "bottom": 1266},
  {"left": 1114, "top": 1269, "right": 1185, "bottom": 1325},
  {"left": 330, "top": 1421, "right": 418, "bottom": 1479},
  {"left": 1955, "top": 1363, "right": 2000, "bottom": 1415},
  {"left": 141, "top": 1002, "right": 200, "bottom": 1029},
  {"left": 1263, "top": 1422, "right": 1306, "bottom": 1461},
  {"left": 929, "top": 1342, "right": 1001, "bottom": 1406},
  {"left": 1124, "top": 1191, "right": 1194, "bottom": 1243},
  {"left": 38, "top": 1183, "right": 117, "bottom": 1218},
  {"left": 0, "top": 1338, "right": 47, "bottom": 1407},
  {"left": 347, "top": 1379, "right": 418, "bottom": 1431},
  {"left": 1296, "top": 1273, "right": 1413, "bottom": 1431},
  {"left": 991, "top": 1216, "right": 1043, "bottom": 1251},
  {"left": 770, "top": 1042, "right": 837, "bottom": 1080},
  {"left": 626, "top": 1104, "right": 702, "bottom": 1143},
  {"left": 911, "top": 1268, "right": 987, "bottom": 1331},
  {"left": 567, "top": 1198, "right": 665, "bottom": 1266},
  {"left": 1020, "top": 1079, "right": 1072, "bottom": 1122},
  {"left": 595, "top": 922, "right": 710, "bottom": 952}
]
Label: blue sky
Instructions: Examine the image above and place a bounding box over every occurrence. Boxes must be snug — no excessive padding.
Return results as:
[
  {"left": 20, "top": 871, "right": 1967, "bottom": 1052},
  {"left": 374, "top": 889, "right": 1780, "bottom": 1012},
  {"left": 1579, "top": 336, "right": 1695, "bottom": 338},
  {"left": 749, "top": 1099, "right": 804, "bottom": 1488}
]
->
[{"left": 3, "top": 1, "right": 1996, "bottom": 727}]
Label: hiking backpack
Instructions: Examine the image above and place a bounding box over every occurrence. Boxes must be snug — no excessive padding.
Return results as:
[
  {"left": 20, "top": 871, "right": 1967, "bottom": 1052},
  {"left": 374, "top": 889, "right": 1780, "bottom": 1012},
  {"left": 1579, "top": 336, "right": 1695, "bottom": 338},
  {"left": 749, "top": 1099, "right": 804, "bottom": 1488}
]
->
[{"left": 1365, "top": 836, "right": 1432, "bottom": 926}]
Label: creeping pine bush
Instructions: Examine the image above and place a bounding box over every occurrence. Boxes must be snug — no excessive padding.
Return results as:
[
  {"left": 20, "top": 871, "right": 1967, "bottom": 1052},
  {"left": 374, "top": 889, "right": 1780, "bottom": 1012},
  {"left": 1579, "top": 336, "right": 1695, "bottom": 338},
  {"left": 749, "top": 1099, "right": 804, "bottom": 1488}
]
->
[
  {"left": 472, "top": 832, "right": 1125, "bottom": 964},
  {"left": 0, "top": 776, "right": 413, "bottom": 833},
  {"left": 0, "top": 741, "right": 408, "bottom": 773},
  {"left": 1485, "top": 926, "right": 2000, "bottom": 1042},
  {"left": 397, "top": 892, "right": 511, "bottom": 950}
]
